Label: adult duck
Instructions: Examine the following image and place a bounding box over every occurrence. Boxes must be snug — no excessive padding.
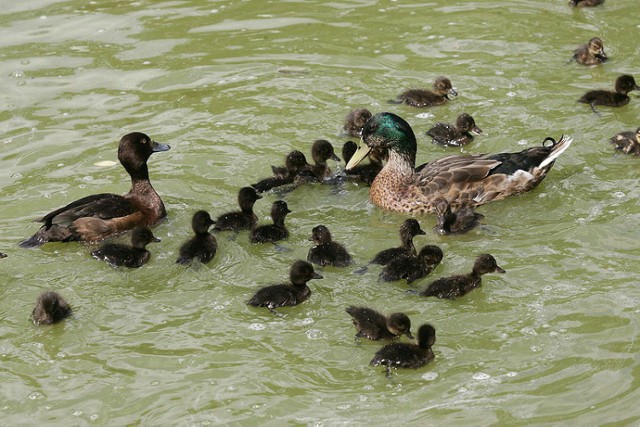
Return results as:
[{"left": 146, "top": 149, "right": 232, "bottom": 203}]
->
[
  {"left": 346, "top": 112, "right": 572, "bottom": 214},
  {"left": 20, "top": 133, "right": 169, "bottom": 247}
]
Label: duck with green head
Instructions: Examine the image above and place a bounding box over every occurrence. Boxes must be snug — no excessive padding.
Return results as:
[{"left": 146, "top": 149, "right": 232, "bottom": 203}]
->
[{"left": 346, "top": 112, "right": 572, "bottom": 214}]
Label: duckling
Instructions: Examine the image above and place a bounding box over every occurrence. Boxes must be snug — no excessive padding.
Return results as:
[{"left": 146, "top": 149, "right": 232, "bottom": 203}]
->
[
  {"left": 578, "top": 74, "right": 640, "bottom": 114},
  {"left": 371, "top": 219, "right": 426, "bottom": 265},
  {"left": 342, "top": 141, "right": 383, "bottom": 186},
  {"left": 250, "top": 201, "right": 291, "bottom": 244},
  {"left": 346, "top": 112, "right": 572, "bottom": 214},
  {"left": 176, "top": 211, "right": 217, "bottom": 265},
  {"left": 420, "top": 254, "right": 505, "bottom": 299},
  {"left": 572, "top": 37, "right": 607, "bottom": 65},
  {"left": 390, "top": 76, "right": 457, "bottom": 108},
  {"left": 214, "top": 187, "right": 262, "bottom": 232},
  {"left": 343, "top": 108, "right": 372, "bottom": 137},
  {"left": 32, "top": 291, "right": 72, "bottom": 325},
  {"left": 345, "top": 306, "right": 414, "bottom": 341},
  {"left": 380, "top": 245, "right": 443, "bottom": 284},
  {"left": 569, "top": 0, "right": 604, "bottom": 6},
  {"left": 246, "top": 260, "right": 322, "bottom": 313},
  {"left": 433, "top": 199, "right": 484, "bottom": 235},
  {"left": 91, "top": 226, "right": 160, "bottom": 268},
  {"left": 307, "top": 225, "right": 353, "bottom": 267},
  {"left": 427, "top": 113, "right": 482, "bottom": 147},
  {"left": 20, "top": 133, "right": 170, "bottom": 247},
  {"left": 297, "top": 140, "right": 341, "bottom": 183},
  {"left": 252, "top": 151, "right": 310, "bottom": 193},
  {"left": 609, "top": 128, "right": 640, "bottom": 155},
  {"left": 370, "top": 323, "right": 436, "bottom": 376}
]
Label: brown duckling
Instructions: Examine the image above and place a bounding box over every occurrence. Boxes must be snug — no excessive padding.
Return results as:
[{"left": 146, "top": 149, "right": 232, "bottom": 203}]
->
[
  {"left": 390, "top": 76, "right": 457, "bottom": 108},
  {"left": 91, "top": 226, "right": 160, "bottom": 268},
  {"left": 32, "top": 291, "right": 72, "bottom": 325},
  {"left": 297, "top": 140, "right": 341, "bottom": 183},
  {"left": 572, "top": 37, "right": 607, "bottom": 65},
  {"left": 427, "top": 113, "right": 483, "bottom": 147},
  {"left": 176, "top": 210, "right": 217, "bottom": 265},
  {"left": 370, "top": 323, "right": 436, "bottom": 376},
  {"left": 250, "top": 201, "right": 291, "bottom": 244},
  {"left": 345, "top": 306, "right": 414, "bottom": 341},
  {"left": 420, "top": 254, "right": 505, "bottom": 299},
  {"left": 433, "top": 199, "right": 484, "bottom": 235},
  {"left": 379, "top": 245, "right": 443, "bottom": 284},
  {"left": 252, "top": 151, "right": 310, "bottom": 193},
  {"left": 214, "top": 187, "right": 262, "bottom": 232},
  {"left": 609, "top": 128, "right": 640, "bottom": 155},
  {"left": 343, "top": 108, "right": 372, "bottom": 137},
  {"left": 307, "top": 225, "right": 353, "bottom": 267},
  {"left": 342, "top": 141, "right": 383, "bottom": 186},
  {"left": 569, "top": 0, "right": 604, "bottom": 6},
  {"left": 371, "top": 219, "right": 426, "bottom": 265},
  {"left": 246, "top": 260, "right": 322, "bottom": 313},
  {"left": 578, "top": 74, "right": 640, "bottom": 114}
]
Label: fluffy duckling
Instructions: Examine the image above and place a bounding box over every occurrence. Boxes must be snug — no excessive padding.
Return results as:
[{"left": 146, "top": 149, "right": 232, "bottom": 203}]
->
[
  {"left": 246, "top": 260, "right": 322, "bottom": 313},
  {"left": 380, "top": 245, "right": 443, "bottom": 284},
  {"left": 176, "top": 211, "right": 217, "bottom": 265},
  {"left": 252, "top": 151, "right": 309, "bottom": 193},
  {"left": 307, "top": 225, "right": 353, "bottom": 267},
  {"left": 371, "top": 219, "right": 426, "bottom": 265},
  {"left": 370, "top": 323, "right": 436, "bottom": 376},
  {"left": 390, "top": 76, "right": 457, "bottom": 108},
  {"left": 578, "top": 74, "right": 640, "bottom": 114},
  {"left": 297, "top": 140, "right": 341, "bottom": 183},
  {"left": 250, "top": 201, "right": 291, "bottom": 244},
  {"left": 427, "top": 113, "right": 483, "bottom": 147},
  {"left": 343, "top": 108, "right": 372, "bottom": 137},
  {"left": 433, "top": 199, "right": 484, "bottom": 235},
  {"left": 420, "top": 254, "right": 505, "bottom": 299},
  {"left": 91, "top": 226, "right": 160, "bottom": 268},
  {"left": 569, "top": 0, "right": 603, "bottom": 6},
  {"left": 572, "top": 37, "right": 607, "bottom": 65},
  {"left": 342, "top": 141, "right": 383, "bottom": 186},
  {"left": 609, "top": 128, "right": 640, "bottom": 155},
  {"left": 345, "top": 306, "right": 414, "bottom": 341},
  {"left": 214, "top": 187, "right": 262, "bottom": 232},
  {"left": 32, "top": 291, "right": 72, "bottom": 325}
]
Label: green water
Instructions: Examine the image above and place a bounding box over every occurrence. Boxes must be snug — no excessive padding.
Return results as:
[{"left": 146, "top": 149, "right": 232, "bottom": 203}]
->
[{"left": 1, "top": 0, "right": 640, "bottom": 425}]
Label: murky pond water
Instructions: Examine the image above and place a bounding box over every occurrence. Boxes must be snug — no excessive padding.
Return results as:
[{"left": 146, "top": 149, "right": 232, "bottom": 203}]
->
[{"left": 1, "top": 0, "right": 640, "bottom": 425}]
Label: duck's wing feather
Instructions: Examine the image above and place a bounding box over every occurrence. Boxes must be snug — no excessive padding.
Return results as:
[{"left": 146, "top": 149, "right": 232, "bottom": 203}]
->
[{"left": 39, "top": 193, "right": 138, "bottom": 227}]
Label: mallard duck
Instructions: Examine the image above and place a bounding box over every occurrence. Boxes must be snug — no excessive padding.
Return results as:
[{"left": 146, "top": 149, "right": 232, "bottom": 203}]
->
[
  {"left": 609, "top": 128, "right": 640, "bottom": 155},
  {"left": 572, "top": 37, "right": 607, "bottom": 65},
  {"left": 342, "top": 141, "right": 383, "bottom": 186},
  {"left": 307, "top": 225, "right": 353, "bottom": 267},
  {"left": 419, "top": 253, "right": 505, "bottom": 299},
  {"left": 370, "top": 323, "right": 436, "bottom": 376},
  {"left": 343, "top": 108, "right": 372, "bottom": 137},
  {"left": 346, "top": 112, "right": 572, "bottom": 214},
  {"left": 91, "top": 226, "right": 160, "bottom": 268},
  {"left": 390, "top": 77, "right": 457, "bottom": 108},
  {"left": 32, "top": 291, "right": 72, "bottom": 325},
  {"left": 250, "top": 201, "right": 291, "bottom": 244},
  {"left": 379, "top": 245, "right": 443, "bottom": 284},
  {"left": 176, "top": 211, "right": 217, "bottom": 265},
  {"left": 569, "top": 0, "right": 603, "bottom": 6},
  {"left": 345, "top": 306, "right": 414, "bottom": 341},
  {"left": 370, "top": 219, "right": 426, "bottom": 265},
  {"left": 427, "top": 113, "right": 483, "bottom": 147},
  {"left": 214, "top": 187, "right": 262, "bottom": 231},
  {"left": 578, "top": 74, "right": 640, "bottom": 114},
  {"left": 433, "top": 199, "right": 484, "bottom": 235}
]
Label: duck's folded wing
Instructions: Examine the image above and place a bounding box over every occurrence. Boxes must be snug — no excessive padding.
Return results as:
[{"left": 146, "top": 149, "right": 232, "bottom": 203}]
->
[{"left": 39, "top": 193, "right": 138, "bottom": 227}]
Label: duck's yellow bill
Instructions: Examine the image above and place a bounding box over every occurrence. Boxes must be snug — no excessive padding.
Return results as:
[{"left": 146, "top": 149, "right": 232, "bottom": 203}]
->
[{"left": 345, "top": 143, "right": 372, "bottom": 170}]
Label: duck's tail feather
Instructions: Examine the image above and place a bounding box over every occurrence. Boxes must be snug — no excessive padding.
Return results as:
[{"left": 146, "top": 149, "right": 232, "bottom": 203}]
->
[
  {"left": 19, "top": 232, "right": 46, "bottom": 248},
  {"left": 539, "top": 135, "right": 573, "bottom": 169}
]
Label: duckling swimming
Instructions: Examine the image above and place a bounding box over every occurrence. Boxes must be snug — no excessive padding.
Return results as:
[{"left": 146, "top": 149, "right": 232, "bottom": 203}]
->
[
  {"left": 380, "top": 245, "right": 443, "bottom": 284},
  {"left": 91, "top": 226, "right": 160, "bottom": 268},
  {"left": 572, "top": 37, "right": 607, "bottom": 65},
  {"left": 578, "top": 74, "right": 640, "bottom": 114},
  {"left": 250, "top": 201, "right": 291, "bottom": 244},
  {"left": 252, "top": 151, "right": 309, "bottom": 193},
  {"left": 427, "top": 113, "right": 482, "bottom": 147},
  {"left": 214, "top": 187, "right": 262, "bottom": 232},
  {"left": 297, "top": 140, "right": 341, "bottom": 183},
  {"left": 20, "top": 133, "right": 170, "bottom": 247},
  {"left": 246, "top": 260, "right": 322, "bottom": 313},
  {"left": 32, "top": 291, "right": 72, "bottom": 325},
  {"left": 569, "top": 0, "right": 604, "bottom": 6},
  {"left": 343, "top": 108, "right": 372, "bottom": 137},
  {"left": 346, "top": 112, "right": 572, "bottom": 214},
  {"left": 342, "top": 141, "right": 383, "bottom": 186},
  {"left": 370, "top": 323, "right": 436, "bottom": 376},
  {"left": 420, "top": 253, "right": 505, "bottom": 299},
  {"left": 176, "top": 210, "right": 217, "bottom": 265},
  {"left": 609, "top": 128, "right": 640, "bottom": 155},
  {"left": 0, "top": 252, "right": 6, "bottom": 258},
  {"left": 390, "top": 76, "right": 457, "bottom": 108},
  {"left": 307, "top": 225, "right": 353, "bottom": 267},
  {"left": 371, "top": 219, "right": 426, "bottom": 265},
  {"left": 345, "top": 306, "right": 414, "bottom": 341},
  {"left": 433, "top": 199, "right": 484, "bottom": 235}
]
